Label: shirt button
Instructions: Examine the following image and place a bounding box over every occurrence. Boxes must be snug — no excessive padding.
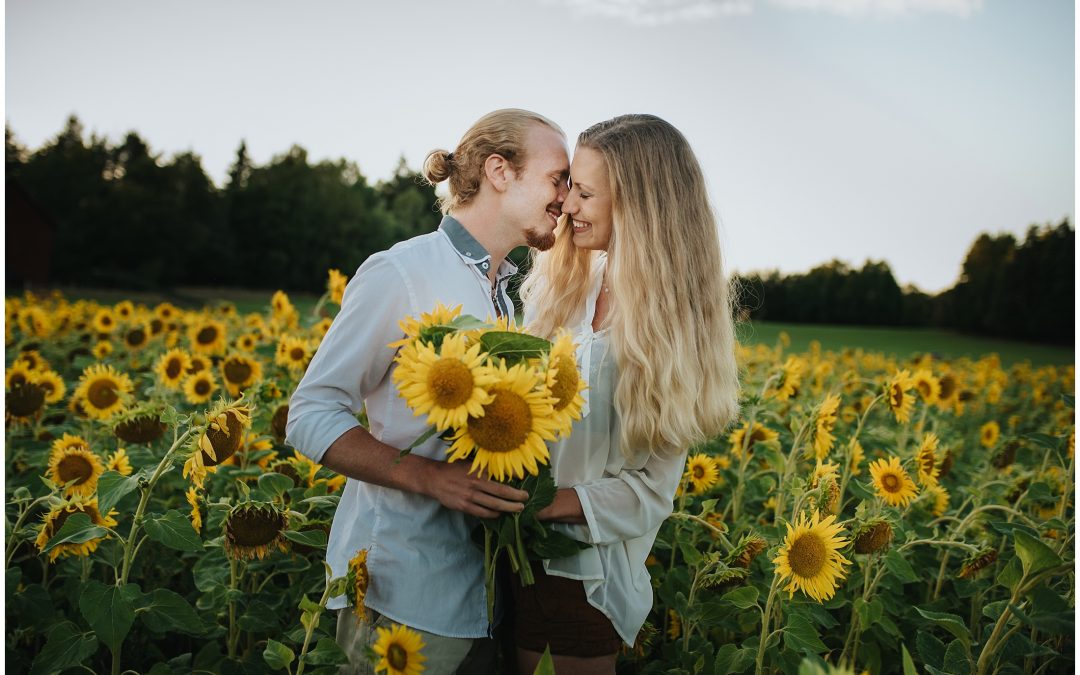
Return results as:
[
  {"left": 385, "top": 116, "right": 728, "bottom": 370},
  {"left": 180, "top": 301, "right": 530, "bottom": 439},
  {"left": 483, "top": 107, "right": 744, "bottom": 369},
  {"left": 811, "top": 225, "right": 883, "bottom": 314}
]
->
[{"left": 481, "top": 262, "right": 489, "bottom": 270}]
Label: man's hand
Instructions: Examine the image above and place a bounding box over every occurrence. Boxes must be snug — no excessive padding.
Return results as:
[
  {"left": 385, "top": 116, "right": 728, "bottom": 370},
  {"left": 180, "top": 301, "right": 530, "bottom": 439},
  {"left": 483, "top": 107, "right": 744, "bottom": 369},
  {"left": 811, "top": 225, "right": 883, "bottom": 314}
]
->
[{"left": 426, "top": 461, "right": 530, "bottom": 519}]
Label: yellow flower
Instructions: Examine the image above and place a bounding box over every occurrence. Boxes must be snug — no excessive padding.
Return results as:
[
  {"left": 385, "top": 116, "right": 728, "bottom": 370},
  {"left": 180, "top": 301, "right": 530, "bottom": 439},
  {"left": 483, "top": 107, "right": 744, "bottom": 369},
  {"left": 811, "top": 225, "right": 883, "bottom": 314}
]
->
[
  {"left": 772, "top": 511, "right": 851, "bottom": 602},
  {"left": 925, "top": 484, "right": 950, "bottom": 517},
  {"left": 372, "top": 623, "right": 426, "bottom": 675},
  {"left": 155, "top": 348, "right": 193, "bottom": 390},
  {"left": 848, "top": 440, "right": 865, "bottom": 476},
  {"left": 912, "top": 369, "right": 940, "bottom": 405},
  {"left": 811, "top": 460, "right": 840, "bottom": 488},
  {"left": 106, "top": 448, "right": 133, "bottom": 476},
  {"left": 811, "top": 394, "right": 841, "bottom": 460},
  {"left": 388, "top": 302, "right": 462, "bottom": 350},
  {"left": 915, "top": 433, "right": 940, "bottom": 486},
  {"left": 183, "top": 402, "right": 252, "bottom": 489},
  {"left": 34, "top": 370, "right": 66, "bottom": 404},
  {"left": 122, "top": 323, "right": 151, "bottom": 351},
  {"left": 235, "top": 333, "right": 259, "bottom": 352},
  {"left": 347, "top": 549, "right": 370, "bottom": 619},
  {"left": 92, "top": 307, "right": 118, "bottom": 334},
  {"left": 72, "top": 364, "right": 133, "bottom": 420},
  {"left": 770, "top": 356, "right": 805, "bottom": 401},
  {"left": 869, "top": 456, "right": 919, "bottom": 507},
  {"left": 35, "top": 495, "right": 118, "bottom": 563},
  {"left": 275, "top": 335, "right": 313, "bottom": 374},
  {"left": 14, "top": 349, "right": 49, "bottom": 372},
  {"left": 393, "top": 332, "right": 496, "bottom": 432},
  {"left": 220, "top": 353, "right": 263, "bottom": 397},
  {"left": 728, "top": 422, "right": 779, "bottom": 458},
  {"left": 183, "top": 371, "right": 218, "bottom": 405},
  {"left": 980, "top": 421, "right": 1000, "bottom": 448},
  {"left": 684, "top": 454, "right": 720, "bottom": 495},
  {"left": 885, "top": 370, "right": 916, "bottom": 424},
  {"left": 666, "top": 609, "right": 681, "bottom": 641},
  {"left": 186, "top": 487, "right": 202, "bottom": 534},
  {"left": 541, "top": 332, "right": 588, "bottom": 438},
  {"left": 188, "top": 318, "right": 228, "bottom": 355},
  {"left": 328, "top": 269, "right": 348, "bottom": 305},
  {"left": 92, "top": 340, "right": 113, "bottom": 360},
  {"left": 5, "top": 360, "right": 35, "bottom": 389},
  {"left": 46, "top": 438, "right": 104, "bottom": 497},
  {"left": 445, "top": 361, "right": 560, "bottom": 482}
]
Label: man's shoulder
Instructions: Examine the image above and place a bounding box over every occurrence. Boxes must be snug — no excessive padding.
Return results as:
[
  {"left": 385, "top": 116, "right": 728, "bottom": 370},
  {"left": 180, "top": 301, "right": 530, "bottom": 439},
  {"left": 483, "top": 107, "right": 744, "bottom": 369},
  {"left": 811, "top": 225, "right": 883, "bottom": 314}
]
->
[{"left": 358, "top": 230, "right": 449, "bottom": 272}]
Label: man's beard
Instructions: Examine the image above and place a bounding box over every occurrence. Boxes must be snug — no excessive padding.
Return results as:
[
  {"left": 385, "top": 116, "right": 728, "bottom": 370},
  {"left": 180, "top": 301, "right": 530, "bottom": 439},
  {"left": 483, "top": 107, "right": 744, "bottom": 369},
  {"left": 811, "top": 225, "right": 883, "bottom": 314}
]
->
[{"left": 525, "top": 227, "right": 556, "bottom": 251}]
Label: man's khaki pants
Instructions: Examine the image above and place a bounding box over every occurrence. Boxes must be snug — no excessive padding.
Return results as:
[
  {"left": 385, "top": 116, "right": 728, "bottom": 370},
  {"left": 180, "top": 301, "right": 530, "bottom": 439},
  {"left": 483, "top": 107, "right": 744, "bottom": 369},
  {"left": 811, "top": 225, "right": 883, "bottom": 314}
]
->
[{"left": 335, "top": 609, "right": 496, "bottom": 675}]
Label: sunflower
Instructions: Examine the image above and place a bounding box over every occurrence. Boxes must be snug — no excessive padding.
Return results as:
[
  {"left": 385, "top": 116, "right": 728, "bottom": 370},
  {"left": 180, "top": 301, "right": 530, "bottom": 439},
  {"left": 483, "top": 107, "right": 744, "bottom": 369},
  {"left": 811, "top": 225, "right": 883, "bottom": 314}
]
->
[
  {"left": 18, "top": 306, "right": 52, "bottom": 337},
  {"left": 541, "top": 332, "right": 587, "bottom": 437},
  {"left": 46, "top": 440, "right": 104, "bottom": 497},
  {"left": 393, "top": 332, "right": 496, "bottom": 432},
  {"left": 958, "top": 549, "right": 998, "bottom": 579},
  {"left": 122, "top": 323, "right": 151, "bottom": 351},
  {"left": 5, "top": 360, "right": 34, "bottom": 389},
  {"left": 810, "top": 460, "right": 840, "bottom": 488},
  {"left": 980, "top": 421, "right": 1001, "bottom": 448},
  {"left": 772, "top": 511, "right": 851, "bottom": 602},
  {"left": 155, "top": 348, "right": 193, "bottom": 389},
  {"left": 235, "top": 333, "right": 259, "bottom": 353},
  {"left": 869, "top": 456, "right": 919, "bottom": 507},
  {"left": 14, "top": 349, "right": 49, "bottom": 372},
  {"left": 186, "top": 487, "right": 202, "bottom": 534},
  {"left": 105, "top": 448, "right": 133, "bottom": 476},
  {"left": 183, "top": 371, "right": 218, "bottom": 405},
  {"left": 275, "top": 335, "right": 313, "bottom": 374},
  {"left": 925, "top": 484, "right": 950, "bottom": 517},
  {"left": 911, "top": 369, "right": 940, "bottom": 405},
  {"left": 848, "top": 439, "right": 865, "bottom": 476},
  {"left": 311, "top": 317, "right": 334, "bottom": 340},
  {"left": 154, "top": 302, "right": 180, "bottom": 323},
  {"left": 114, "top": 300, "right": 135, "bottom": 321},
  {"left": 220, "top": 353, "right": 263, "bottom": 397},
  {"left": 346, "top": 548, "right": 370, "bottom": 620},
  {"left": 187, "top": 355, "right": 210, "bottom": 374},
  {"left": 35, "top": 495, "right": 118, "bottom": 563},
  {"left": 328, "top": 268, "right": 348, "bottom": 305},
  {"left": 92, "top": 340, "right": 114, "bottom": 360},
  {"left": 728, "top": 422, "right": 779, "bottom": 459},
  {"left": 223, "top": 502, "right": 288, "bottom": 560},
  {"left": 188, "top": 318, "right": 228, "bottom": 355},
  {"left": 34, "top": 370, "right": 66, "bottom": 404},
  {"left": 271, "top": 404, "right": 290, "bottom": 442},
  {"left": 810, "top": 394, "right": 841, "bottom": 460},
  {"left": 372, "top": 624, "right": 427, "bottom": 675},
  {"left": 936, "top": 373, "right": 959, "bottom": 411},
  {"left": 445, "top": 362, "right": 560, "bottom": 482},
  {"left": 684, "top": 454, "right": 720, "bottom": 495},
  {"left": 6, "top": 380, "right": 47, "bottom": 425},
  {"left": 388, "top": 302, "right": 462, "bottom": 350},
  {"left": 915, "top": 433, "right": 940, "bottom": 486},
  {"left": 769, "top": 356, "right": 805, "bottom": 401},
  {"left": 884, "top": 370, "right": 916, "bottom": 424},
  {"left": 852, "top": 519, "right": 893, "bottom": 554},
  {"left": 114, "top": 413, "right": 167, "bottom": 444},
  {"left": 666, "top": 609, "right": 682, "bottom": 641},
  {"left": 183, "top": 402, "right": 252, "bottom": 488},
  {"left": 92, "top": 308, "right": 118, "bottom": 334},
  {"left": 72, "top": 364, "right": 133, "bottom": 420}
]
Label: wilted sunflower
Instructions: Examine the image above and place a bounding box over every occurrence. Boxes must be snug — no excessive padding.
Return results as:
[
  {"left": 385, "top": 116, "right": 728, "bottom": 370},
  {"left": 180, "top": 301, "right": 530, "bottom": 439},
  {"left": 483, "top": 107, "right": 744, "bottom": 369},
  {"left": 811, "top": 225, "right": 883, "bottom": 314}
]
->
[
  {"left": 728, "top": 422, "right": 779, "bottom": 458},
  {"left": 346, "top": 548, "right": 370, "bottom": 620},
  {"left": 183, "top": 371, "right": 218, "bottom": 405},
  {"left": 220, "top": 353, "right": 263, "bottom": 397},
  {"left": 393, "top": 332, "right": 496, "bottom": 432},
  {"left": 885, "top": 370, "right": 916, "bottom": 424},
  {"left": 114, "top": 411, "right": 167, "bottom": 444},
  {"left": 666, "top": 609, "right": 682, "bottom": 641},
  {"left": 122, "top": 323, "right": 151, "bottom": 351},
  {"left": 912, "top": 369, "right": 940, "bottom": 405},
  {"left": 106, "top": 448, "right": 133, "bottom": 476},
  {"left": 869, "top": 456, "right": 919, "bottom": 507},
  {"left": 958, "top": 549, "right": 998, "bottom": 579},
  {"left": 980, "top": 421, "right": 1001, "bottom": 448},
  {"left": 92, "top": 308, "right": 118, "bottom": 334},
  {"left": 852, "top": 519, "right": 893, "bottom": 554},
  {"left": 223, "top": 502, "right": 288, "bottom": 560},
  {"left": 186, "top": 487, "right": 202, "bottom": 533},
  {"left": 188, "top": 318, "right": 228, "bottom": 355},
  {"left": 275, "top": 335, "right": 313, "bottom": 374},
  {"left": 372, "top": 623, "right": 427, "bottom": 675},
  {"left": 34, "top": 370, "right": 66, "bottom": 404},
  {"left": 810, "top": 394, "right": 841, "bottom": 460},
  {"left": 35, "top": 495, "right": 118, "bottom": 563},
  {"left": 915, "top": 433, "right": 941, "bottom": 486},
  {"left": 327, "top": 268, "right": 348, "bottom": 305},
  {"left": 46, "top": 438, "right": 104, "bottom": 496},
  {"left": 183, "top": 402, "right": 252, "bottom": 488},
  {"left": 446, "top": 362, "right": 560, "bottom": 482},
  {"left": 72, "top": 363, "right": 133, "bottom": 420},
  {"left": 684, "top": 454, "right": 720, "bottom": 495},
  {"left": 541, "top": 332, "right": 587, "bottom": 437},
  {"left": 772, "top": 511, "right": 851, "bottom": 602},
  {"left": 388, "top": 302, "right": 462, "bottom": 350},
  {"left": 6, "top": 379, "right": 47, "bottom": 425},
  {"left": 810, "top": 460, "right": 840, "bottom": 489}
]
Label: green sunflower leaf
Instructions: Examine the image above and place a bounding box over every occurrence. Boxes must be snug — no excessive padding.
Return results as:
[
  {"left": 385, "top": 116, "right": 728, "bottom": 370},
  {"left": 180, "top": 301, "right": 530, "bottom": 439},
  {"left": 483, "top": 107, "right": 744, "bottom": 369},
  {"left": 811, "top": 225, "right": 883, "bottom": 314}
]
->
[
  {"left": 97, "top": 469, "right": 143, "bottom": 514},
  {"left": 263, "top": 639, "right": 296, "bottom": 671},
  {"left": 258, "top": 472, "right": 295, "bottom": 498},
  {"left": 901, "top": 643, "right": 918, "bottom": 675},
  {"left": 783, "top": 611, "right": 828, "bottom": 654},
  {"left": 533, "top": 646, "right": 556, "bottom": 675},
  {"left": 137, "top": 588, "right": 206, "bottom": 636},
  {"left": 143, "top": 509, "right": 203, "bottom": 552},
  {"left": 42, "top": 512, "right": 110, "bottom": 554},
  {"left": 284, "top": 528, "right": 328, "bottom": 549},
  {"left": 479, "top": 331, "right": 551, "bottom": 364},
  {"left": 720, "top": 586, "right": 759, "bottom": 609},
  {"left": 79, "top": 580, "right": 140, "bottom": 652},
  {"left": 28, "top": 620, "right": 99, "bottom": 675},
  {"left": 1013, "top": 530, "right": 1062, "bottom": 578},
  {"left": 884, "top": 549, "right": 919, "bottom": 583},
  {"left": 914, "top": 607, "right": 971, "bottom": 650},
  {"left": 302, "top": 637, "right": 349, "bottom": 667}
]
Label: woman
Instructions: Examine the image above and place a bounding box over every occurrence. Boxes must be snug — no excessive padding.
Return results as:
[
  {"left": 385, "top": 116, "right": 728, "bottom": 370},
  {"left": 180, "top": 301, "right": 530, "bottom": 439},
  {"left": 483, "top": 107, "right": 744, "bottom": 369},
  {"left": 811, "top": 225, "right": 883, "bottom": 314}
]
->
[{"left": 518, "top": 114, "right": 741, "bottom": 673}]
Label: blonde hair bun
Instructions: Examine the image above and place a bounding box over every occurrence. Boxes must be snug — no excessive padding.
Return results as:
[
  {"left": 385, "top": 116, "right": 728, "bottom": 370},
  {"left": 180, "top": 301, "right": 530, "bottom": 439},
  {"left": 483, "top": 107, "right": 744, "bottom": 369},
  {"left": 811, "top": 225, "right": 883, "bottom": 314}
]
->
[{"left": 422, "top": 149, "right": 453, "bottom": 184}]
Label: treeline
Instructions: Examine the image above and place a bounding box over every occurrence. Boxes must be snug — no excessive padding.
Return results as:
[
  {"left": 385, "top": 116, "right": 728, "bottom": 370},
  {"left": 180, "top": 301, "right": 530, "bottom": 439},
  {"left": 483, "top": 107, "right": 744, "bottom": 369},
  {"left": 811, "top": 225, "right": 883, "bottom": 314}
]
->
[
  {"left": 6, "top": 117, "right": 1074, "bottom": 344},
  {"left": 734, "top": 219, "right": 1074, "bottom": 345},
  {"left": 6, "top": 116, "right": 441, "bottom": 292}
]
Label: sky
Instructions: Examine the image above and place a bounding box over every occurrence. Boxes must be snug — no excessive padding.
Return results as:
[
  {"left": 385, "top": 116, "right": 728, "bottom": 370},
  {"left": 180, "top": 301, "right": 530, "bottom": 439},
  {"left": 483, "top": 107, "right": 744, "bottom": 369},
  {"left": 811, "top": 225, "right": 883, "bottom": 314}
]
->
[{"left": 4, "top": 0, "right": 1074, "bottom": 293}]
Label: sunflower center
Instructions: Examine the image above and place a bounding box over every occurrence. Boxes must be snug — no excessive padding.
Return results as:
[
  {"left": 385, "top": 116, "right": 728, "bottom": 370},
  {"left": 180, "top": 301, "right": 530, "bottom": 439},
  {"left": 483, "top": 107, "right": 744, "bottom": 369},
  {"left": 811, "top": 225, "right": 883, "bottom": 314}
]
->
[
  {"left": 881, "top": 473, "right": 901, "bottom": 492},
  {"left": 692, "top": 464, "right": 706, "bottom": 480},
  {"left": 224, "top": 360, "right": 253, "bottom": 384},
  {"left": 919, "top": 451, "right": 935, "bottom": 474},
  {"left": 749, "top": 426, "right": 768, "bottom": 444},
  {"left": 57, "top": 454, "right": 94, "bottom": 485},
  {"left": 549, "top": 356, "right": 578, "bottom": 411},
  {"left": 9, "top": 372, "right": 28, "bottom": 387},
  {"left": 788, "top": 532, "right": 827, "bottom": 578},
  {"left": 87, "top": 378, "right": 119, "bottom": 409},
  {"left": 226, "top": 508, "right": 286, "bottom": 547},
  {"left": 467, "top": 389, "right": 532, "bottom": 453},
  {"left": 166, "top": 359, "right": 183, "bottom": 379},
  {"left": 427, "top": 358, "right": 475, "bottom": 409},
  {"left": 202, "top": 412, "right": 245, "bottom": 466},
  {"left": 387, "top": 644, "right": 409, "bottom": 671},
  {"left": 8, "top": 383, "right": 45, "bottom": 416},
  {"left": 917, "top": 381, "right": 932, "bottom": 397},
  {"left": 194, "top": 379, "right": 211, "bottom": 396},
  {"left": 289, "top": 347, "right": 305, "bottom": 361},
  {"left": 939, "top": 376, "right": 956, "bottom": 399},
  {"left": 126, "top": 329, "right": 146, "bottom": 346},
  {"left": 889, "top": 385, "right": 903, "bottom": 408},
  {"left": 197, "top": 327, "right": 218, "bottom": 345}
]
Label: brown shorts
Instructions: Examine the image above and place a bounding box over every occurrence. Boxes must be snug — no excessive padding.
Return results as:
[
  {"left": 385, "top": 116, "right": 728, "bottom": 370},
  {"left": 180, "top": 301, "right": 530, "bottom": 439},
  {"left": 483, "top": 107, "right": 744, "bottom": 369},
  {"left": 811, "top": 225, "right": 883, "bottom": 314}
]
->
[{"left": 510, "top": 560, "right": 623, "bottom": 658}]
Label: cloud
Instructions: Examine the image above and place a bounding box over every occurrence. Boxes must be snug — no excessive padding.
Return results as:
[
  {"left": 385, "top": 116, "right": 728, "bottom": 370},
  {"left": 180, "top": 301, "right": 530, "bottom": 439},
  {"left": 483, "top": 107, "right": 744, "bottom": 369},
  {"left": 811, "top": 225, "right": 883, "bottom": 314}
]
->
[{"left": 552, "top": 0, "right": 983, "bottom": 23}]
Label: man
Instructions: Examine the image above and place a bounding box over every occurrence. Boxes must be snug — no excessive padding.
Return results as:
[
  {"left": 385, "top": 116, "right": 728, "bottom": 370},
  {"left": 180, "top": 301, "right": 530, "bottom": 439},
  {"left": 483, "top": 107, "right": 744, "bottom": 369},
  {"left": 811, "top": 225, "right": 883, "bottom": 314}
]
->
[{"left": 286, "top": 109, "right": 570, "bottom": 674}]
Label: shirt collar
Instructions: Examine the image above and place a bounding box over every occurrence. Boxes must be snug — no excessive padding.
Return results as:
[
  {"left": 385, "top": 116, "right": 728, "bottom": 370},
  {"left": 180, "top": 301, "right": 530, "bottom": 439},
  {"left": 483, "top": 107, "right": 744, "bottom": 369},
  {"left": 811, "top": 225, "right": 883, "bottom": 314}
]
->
[{"left": 438, "top": 215, "right": 518, "bottom": 277}]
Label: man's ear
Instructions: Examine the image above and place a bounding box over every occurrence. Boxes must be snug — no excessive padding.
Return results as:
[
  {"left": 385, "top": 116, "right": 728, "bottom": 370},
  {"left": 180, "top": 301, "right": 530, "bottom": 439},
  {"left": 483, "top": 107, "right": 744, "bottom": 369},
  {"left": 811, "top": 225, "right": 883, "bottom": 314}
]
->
[{"left": 483, "top": 153, "right": 516, "bottom": 192}]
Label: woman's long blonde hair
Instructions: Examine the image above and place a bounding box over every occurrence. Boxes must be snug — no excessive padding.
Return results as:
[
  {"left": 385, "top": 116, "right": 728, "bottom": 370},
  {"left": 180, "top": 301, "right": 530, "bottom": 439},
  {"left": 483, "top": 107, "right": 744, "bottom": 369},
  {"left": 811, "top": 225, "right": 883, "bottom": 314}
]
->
[{"left": 522, "top": 114, "right": 740, "bottom": 458}]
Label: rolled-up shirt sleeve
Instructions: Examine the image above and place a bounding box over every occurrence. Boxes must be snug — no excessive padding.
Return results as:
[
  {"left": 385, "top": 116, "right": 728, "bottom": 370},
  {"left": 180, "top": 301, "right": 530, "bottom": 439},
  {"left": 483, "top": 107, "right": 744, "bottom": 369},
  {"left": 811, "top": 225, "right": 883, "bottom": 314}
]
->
[
  {"left": 569, "top": 448, "right": 688, "bottom": 546},
  {"left": 285, "top": 255, "right": 413, "bottom": 463}
]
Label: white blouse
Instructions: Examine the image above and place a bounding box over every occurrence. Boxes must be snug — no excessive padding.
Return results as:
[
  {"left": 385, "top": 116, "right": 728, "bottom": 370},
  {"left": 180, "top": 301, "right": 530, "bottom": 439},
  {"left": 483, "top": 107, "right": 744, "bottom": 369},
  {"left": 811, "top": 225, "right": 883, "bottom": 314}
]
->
[{"left": 524, "top": 254, "right": 688, "bottom": 646}]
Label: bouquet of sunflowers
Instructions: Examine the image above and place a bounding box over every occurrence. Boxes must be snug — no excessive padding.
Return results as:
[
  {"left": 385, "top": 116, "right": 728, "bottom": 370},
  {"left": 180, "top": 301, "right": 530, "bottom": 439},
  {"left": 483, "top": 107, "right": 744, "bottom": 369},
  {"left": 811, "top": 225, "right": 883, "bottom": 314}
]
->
[{"left": 390, "top": 303, "right": 589, "bottom": 621}]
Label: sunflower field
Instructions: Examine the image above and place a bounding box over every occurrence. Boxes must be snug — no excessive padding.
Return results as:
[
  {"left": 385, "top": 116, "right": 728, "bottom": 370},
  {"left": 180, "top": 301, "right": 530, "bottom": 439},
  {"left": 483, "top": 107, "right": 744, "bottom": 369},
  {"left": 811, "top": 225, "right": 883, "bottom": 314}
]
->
[{"left": 4, "top": 274, "right": 1075, "bottom": 675}]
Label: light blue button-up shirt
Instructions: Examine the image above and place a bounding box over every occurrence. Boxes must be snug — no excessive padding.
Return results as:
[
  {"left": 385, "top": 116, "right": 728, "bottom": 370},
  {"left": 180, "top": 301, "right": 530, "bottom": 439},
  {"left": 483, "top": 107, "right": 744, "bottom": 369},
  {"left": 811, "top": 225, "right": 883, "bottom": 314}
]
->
[{"left": 285, "top": 216, "right": 518, "bottom": 636}]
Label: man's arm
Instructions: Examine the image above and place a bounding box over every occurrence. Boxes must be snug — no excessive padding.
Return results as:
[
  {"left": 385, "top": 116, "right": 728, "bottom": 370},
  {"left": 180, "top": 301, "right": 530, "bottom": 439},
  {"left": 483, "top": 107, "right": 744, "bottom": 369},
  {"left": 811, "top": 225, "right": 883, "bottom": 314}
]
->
[{"left": 319, "top": 426, "right": 529, "bottom": 519}]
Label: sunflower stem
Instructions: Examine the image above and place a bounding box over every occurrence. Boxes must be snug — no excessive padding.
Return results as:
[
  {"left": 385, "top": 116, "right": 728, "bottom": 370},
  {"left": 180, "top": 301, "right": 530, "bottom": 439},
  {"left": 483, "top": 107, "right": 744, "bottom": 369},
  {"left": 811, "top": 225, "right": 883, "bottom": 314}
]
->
[
  {"left": 5, "top": 494, "right": 51, "bottom": 568},
  {"left": 754, "top": 573, "right": 781, "bottom": 675},
  {"left": 228, "top": 557, "right": 240, "bottom": 659},
  {"left": 484, "top": 527, "right": 496, "bottom": 625},
  {"left": 295, "top": 569, "right": 335, "bottom": 675}
]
